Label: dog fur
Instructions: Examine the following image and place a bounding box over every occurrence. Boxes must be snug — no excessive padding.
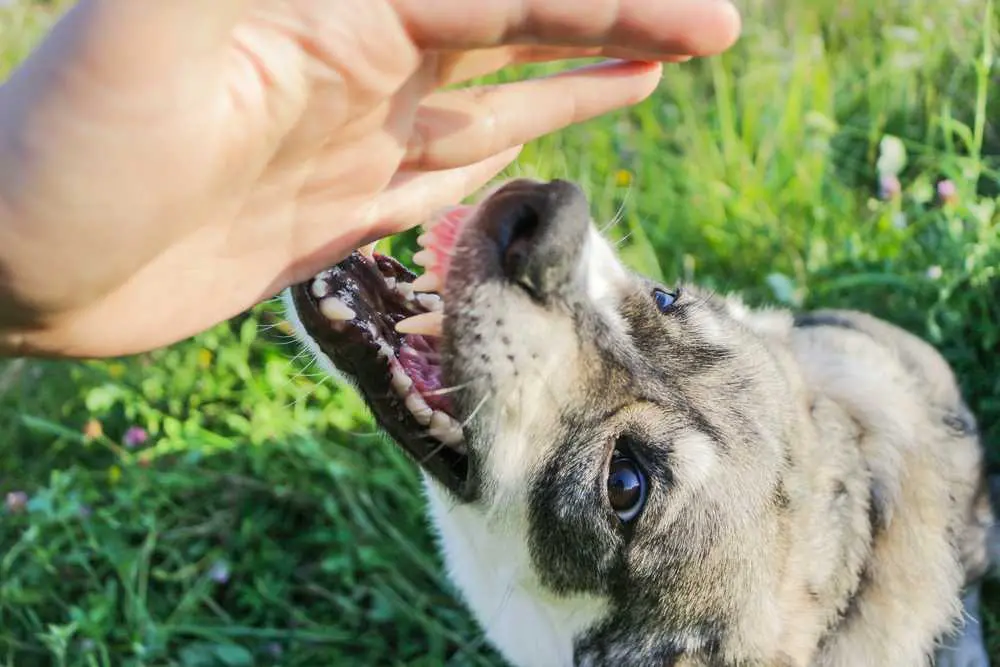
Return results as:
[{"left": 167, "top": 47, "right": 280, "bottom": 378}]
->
[{"left": 285, "top": 178, "right": 997, "bottom": 666}]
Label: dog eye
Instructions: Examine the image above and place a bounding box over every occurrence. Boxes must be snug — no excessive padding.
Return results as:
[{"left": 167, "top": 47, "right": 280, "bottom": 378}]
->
[
  {"left": 607, "top": 454, "right": 647, "bottom": 522},
  {"left": 653, "top": 288, "right": 678, "bottom": 313}
]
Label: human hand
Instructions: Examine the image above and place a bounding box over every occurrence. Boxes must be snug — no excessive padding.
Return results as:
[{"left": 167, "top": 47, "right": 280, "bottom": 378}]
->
[{"left": 0, "top": 0, "right": 740, "bottom": 358}]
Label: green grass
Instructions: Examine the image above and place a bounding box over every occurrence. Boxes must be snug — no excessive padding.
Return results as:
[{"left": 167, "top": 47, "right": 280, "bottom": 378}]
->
[{"left": 1, "top": 0, "right": 999, "bottom": 665}]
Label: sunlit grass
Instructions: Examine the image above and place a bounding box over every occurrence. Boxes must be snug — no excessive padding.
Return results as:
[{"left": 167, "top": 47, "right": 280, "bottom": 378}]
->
[{"left": 1, "top": 0, "right": 998, "bottom": 664}]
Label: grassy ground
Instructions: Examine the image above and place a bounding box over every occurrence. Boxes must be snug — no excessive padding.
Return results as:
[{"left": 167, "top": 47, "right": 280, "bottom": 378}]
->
[{"left": 0, "top": 0, "right": 998, "bottom": 665}]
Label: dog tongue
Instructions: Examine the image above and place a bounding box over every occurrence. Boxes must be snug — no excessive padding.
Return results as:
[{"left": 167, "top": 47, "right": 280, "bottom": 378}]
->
[{"left": 399, "top": 336, "right": 452, "bottom": 413}]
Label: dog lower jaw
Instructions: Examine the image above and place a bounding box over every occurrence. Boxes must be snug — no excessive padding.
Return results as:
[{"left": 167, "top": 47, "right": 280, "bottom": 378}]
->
[{"left": 281, "top": 250, "right": 473, "bottom": 498}]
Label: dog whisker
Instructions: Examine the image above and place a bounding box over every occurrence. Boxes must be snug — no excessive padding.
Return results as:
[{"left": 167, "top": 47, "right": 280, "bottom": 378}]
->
[
  {"left": 460, "top": 390, "right": 493, "bottom": 431},
  {"left": 600, "top": 186, "right": 632, "bottom": 236},
  {"left": 613, "top": 231, "right": 633, "bottom": 248},
  {"left": 423, "top": 381, "right": 477, "bottom": 397}
]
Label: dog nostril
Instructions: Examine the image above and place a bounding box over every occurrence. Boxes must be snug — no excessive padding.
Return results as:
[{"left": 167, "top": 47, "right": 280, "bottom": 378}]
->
[
  {"left": 484, "top": 198, "right": 544, "bottom": 290},
  {"left": 497, "top": 201, "right": 540, "bottom": 281},
  {"left": 478, "top": 179, "right": 590, "bottom": 299}
]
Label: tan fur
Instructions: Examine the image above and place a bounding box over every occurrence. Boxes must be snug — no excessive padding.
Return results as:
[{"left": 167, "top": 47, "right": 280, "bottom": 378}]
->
[{"left": 732, "top": 303, "right": 988, "bottom": 665}]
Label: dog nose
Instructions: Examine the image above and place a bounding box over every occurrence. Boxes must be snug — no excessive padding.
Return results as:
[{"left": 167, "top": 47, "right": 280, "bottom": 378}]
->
[{"left": 479, "top": 178, "right": 591, "bottom": 299}]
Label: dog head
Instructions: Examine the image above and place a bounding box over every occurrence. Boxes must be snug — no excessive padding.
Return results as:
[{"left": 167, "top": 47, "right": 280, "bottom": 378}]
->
[{"left": 284, "top": 179, "right": 802, "bottom": 666}]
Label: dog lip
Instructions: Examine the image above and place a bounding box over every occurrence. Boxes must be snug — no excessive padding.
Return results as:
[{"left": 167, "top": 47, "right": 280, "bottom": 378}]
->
[{"left": 289, "top": 251, "right": 474, "bottom": 500}]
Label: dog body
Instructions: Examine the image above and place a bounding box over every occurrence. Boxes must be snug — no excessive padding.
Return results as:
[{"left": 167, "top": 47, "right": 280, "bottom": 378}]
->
[
  {"left": 284, "top": 178, "right": 995, "bottom": 666},
  {"left": 425, "top": 297, "right": 993, "bottom": 667}
]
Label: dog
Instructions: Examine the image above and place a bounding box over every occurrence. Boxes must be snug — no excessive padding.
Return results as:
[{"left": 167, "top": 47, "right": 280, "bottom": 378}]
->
[{"left": 283, "top": 178, "right": 997, "bottom": 666}]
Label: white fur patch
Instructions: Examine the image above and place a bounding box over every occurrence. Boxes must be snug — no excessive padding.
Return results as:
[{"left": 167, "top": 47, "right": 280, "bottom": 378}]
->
[
  {"left": 425, "top": 479, "right": 607, "bottom": 667},
  {"left": 673, "top": 431, "right": 719, "bottom": 490},
  {"left": 579, "top": 228, "right": 632, "bottom": 339},
  {"left": 485, "top": 328, "right": 577, "bottom": 500},
  {"left": 581, "top": 227, "right": 629, "bottom": 304}
]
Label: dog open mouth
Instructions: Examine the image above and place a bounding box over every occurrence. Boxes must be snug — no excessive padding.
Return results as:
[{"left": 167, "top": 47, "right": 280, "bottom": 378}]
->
[{"left": 288, "top": 206, "right": 476, "bottom": 498}]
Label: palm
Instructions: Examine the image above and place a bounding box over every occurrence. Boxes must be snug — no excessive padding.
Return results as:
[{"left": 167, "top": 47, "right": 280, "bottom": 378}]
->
[{"left": 0, "top": 0, "right": 741, "bottom": 358}]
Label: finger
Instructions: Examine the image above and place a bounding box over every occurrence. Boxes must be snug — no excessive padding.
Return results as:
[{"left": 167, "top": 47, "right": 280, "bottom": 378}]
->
[
  {"left": 437, "top": 45, "right": 689, "bottom": 87},
  {"left": 389, "top": 0, "right": 742, "bottom": 57},
  {"left": 437, "top": 46, "right": 604, "bottom": 87},
  {"left": 403, "top": 59, "right": 662, "bottom": 173},
  {"left": 281, "top": 147, "right": 523, "bottom": 287},
  {"left": 363, "top": 147, "right": 524, "bottom": 239}
]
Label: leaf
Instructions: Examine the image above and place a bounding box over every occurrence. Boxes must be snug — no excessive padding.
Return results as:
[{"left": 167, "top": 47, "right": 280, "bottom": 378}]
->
[
  {"left": 213, "top": 644, "right": 254, "bottom": 666},
  {"left": 179, "top": 642, "right": 253, "bottom": 667},
  {"left": 84, "top": 384, "right": 123, "bottom": 413},
  {"left": 19, "top": 414, "right": 86, "bottom": 442},
  {"left": 178, "top": 643, "right": 218, "bottom": 667},
  {"left": 765, "top": 273, "right": 803, "bottom": 307},
  {"left": 239, "top": 318, "right": 258, "bottom": 349}
]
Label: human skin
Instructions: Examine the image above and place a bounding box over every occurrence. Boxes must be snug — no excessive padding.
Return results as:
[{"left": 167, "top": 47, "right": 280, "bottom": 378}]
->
[{"left": 0, "top": 0, "right": 741, "bottom": 359}]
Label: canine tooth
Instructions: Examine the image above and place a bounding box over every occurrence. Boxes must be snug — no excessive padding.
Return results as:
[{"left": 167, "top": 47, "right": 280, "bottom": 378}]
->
[
  {"left": 311, "top": 278, "right": 329, "bottom": 299},
  {"left": 391, "top": 366, "right": 413, "bottom": 394},
  {"left": 412, "top": 272, "right": 441, "bottom": 293},
  {"left": 319, "top": 297, "right": 355, "bottom": 321},
  {"left": 412, "top": 250, "right": 436, "bottom": 268},
  {"left": 416, "top": 233, "right": 432, "bottom": 248},
  {"left": 416, "top": 293, "right": 443, "bottom": 312},
  {"left": 395, "top": 311, "right": 444, "bottom": 336},
  {"left": 405, "top": 393, "right": 433, "bottom": 425},
  {"left": 359, "top": 242, "right": 377, "bottom": 258}
]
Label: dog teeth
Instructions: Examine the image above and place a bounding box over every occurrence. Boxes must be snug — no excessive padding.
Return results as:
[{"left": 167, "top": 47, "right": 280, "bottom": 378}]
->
[
  {"left": 395, "top": 311, "right": 443, "bottom": 336},
  {"left": 311, "top": 278, "right": 330, "bottom": 299},
  {"left": 391, "top": 365, "right": 414, "bottom": 394},
  {"left": 384, "top": 341, "right": 466, "bottom": 449},
  {"left": 429, "top": 411, "right": 464, "bottom": 445},
  {"left": 421, "top": 207, "right": 449, "bottom": 231},
  {"left": 319, "top": 296, "right": 355, "bottom": 321},
  {"left": 412, "top": 250, "right": 436, "bottom": 269},
  {"left": 416, "top": 293, "right": 443, "bottom": 312},
  {"left": 405, "top": 392, "right": 434, "bottom": 425},
  {"left": 397, "top": 282, "right": 415, "bottom": 301},
  {"left": 429, "top": 410, "right": 450, "bottom": 431},
  {"left": 359, "top": 241, "right": 377, "bottom": 258},
  {"left": 416, "top": 232, "right": 432, "bottom": 248},
  {"left": 412, "top": 272, "right": 441, "bottom": 293}
]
